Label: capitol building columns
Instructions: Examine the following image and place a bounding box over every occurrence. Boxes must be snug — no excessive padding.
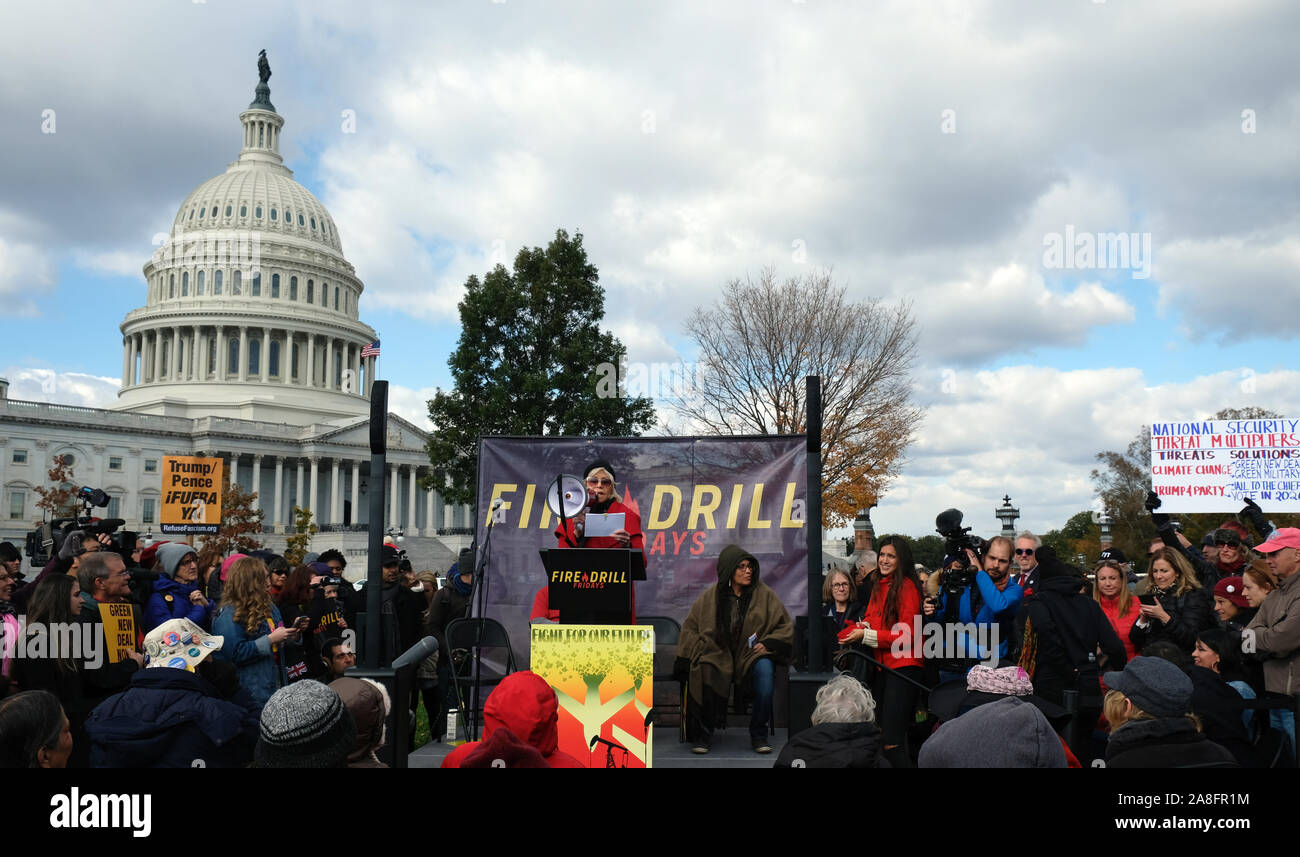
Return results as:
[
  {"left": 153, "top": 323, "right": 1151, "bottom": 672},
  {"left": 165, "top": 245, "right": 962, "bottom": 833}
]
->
[
  {"left": 273, "top": 456, "right": 285, "bottom": 530},
  {"left": 307, "top": 456, "right": 320, "bottom": 525}
]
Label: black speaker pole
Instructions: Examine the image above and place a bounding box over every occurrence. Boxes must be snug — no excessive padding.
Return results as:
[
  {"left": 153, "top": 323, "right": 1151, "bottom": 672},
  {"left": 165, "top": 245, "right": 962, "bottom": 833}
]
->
[
  {"left": 465, "top": 498, "right": 502, "bottom": 742},
  {"left": 364, "top": 381, "right": 388, "bottom": 670},
  {"left": 807, "top": 375, "right": 825, "bottom": 672}
]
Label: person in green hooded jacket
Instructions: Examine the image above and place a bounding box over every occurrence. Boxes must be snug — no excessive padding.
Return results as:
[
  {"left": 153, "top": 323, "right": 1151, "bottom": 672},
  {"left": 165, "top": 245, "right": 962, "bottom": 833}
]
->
[{"left": 675, "top": 544, "right": 794, "bottom": 754}]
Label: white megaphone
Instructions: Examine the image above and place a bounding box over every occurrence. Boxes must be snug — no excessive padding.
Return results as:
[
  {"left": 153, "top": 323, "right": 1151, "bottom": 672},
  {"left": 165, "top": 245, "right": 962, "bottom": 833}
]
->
[
  {"left": 545, "top": 474, "right": 589, "bottom": 519},
  {"left": 546, "top": 474, "right": 592, "bottom": 546}
]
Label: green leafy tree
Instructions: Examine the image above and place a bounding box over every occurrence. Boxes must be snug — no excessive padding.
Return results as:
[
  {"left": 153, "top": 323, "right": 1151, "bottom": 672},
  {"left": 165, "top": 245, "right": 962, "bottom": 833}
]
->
[
  {"left": 426, "top": 229, "right": 657, "bottom": 506},
  {"left": 1040, "top": 510, "right": 1101, "bottom": 566},
  {"left": 911, "top": 535, "right": 947, "bottom": 570},
  {"left": 284, "top": 506, "right": 317, "bottom": 567}
]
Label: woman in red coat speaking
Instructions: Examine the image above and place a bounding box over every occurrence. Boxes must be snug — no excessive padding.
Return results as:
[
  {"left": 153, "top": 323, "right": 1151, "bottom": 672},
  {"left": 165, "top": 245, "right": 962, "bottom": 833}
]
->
[{"left": 531, "top": 459, "right": 643, "bottom": 622}]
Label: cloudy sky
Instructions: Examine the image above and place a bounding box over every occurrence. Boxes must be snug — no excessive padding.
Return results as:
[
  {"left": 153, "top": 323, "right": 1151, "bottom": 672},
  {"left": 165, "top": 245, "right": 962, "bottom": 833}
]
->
[{"left": 2, "top": 0, "right": 1298, "bottom": 539}]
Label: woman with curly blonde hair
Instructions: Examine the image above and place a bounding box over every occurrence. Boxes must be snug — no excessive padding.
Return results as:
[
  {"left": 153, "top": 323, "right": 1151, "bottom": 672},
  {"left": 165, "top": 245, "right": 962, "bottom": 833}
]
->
[{"left": 212, "top": 556, "right": 299, "bottom": 706}]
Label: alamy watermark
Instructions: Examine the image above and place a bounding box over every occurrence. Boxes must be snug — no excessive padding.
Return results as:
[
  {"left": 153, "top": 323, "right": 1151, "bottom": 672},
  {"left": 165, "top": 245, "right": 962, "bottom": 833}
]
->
[
  {"left": 1042, "top": 225, "right": 1151, "bottom": 280},
  {"left": 890, "top": 618, "right": 1001, "bottom": 667},
  {"left": 151, "top": 225, "right": 262, "bottom": 272},
  {"left": 595, "top": 359, "right": 708, "bottom": 404},
  {"left": 0, "top": 617, "right": 105, "bottom": 669},
  {"left": 50, "top": 788, "right": 151, "bottom": 838}
]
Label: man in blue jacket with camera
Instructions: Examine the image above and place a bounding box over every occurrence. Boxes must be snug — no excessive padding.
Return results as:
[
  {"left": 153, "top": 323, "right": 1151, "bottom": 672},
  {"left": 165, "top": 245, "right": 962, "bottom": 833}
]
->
[{"left": 923, "top": 536, "right": 1023, "bottom": 681}]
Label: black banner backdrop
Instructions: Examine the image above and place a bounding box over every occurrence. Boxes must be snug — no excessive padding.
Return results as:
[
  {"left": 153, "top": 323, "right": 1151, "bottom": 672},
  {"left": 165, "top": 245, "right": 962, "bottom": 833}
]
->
[{"left": 475, "top": 435, "right": 809, "bottom": 667}]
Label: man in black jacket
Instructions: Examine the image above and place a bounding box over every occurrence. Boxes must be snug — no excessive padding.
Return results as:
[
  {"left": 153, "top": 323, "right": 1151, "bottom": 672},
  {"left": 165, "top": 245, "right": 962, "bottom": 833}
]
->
[
  {"left": 1016, "top": 546, "right": 1126, "bottom": 762},
  {"left": 424, "top": 548, "right": 474, "bottom": 741},
  {"left": 77, "top": 552, "right": 144, "bottom": 710},
  {"left": 378, "top": 545, "right": 423, "bottom": 666}
]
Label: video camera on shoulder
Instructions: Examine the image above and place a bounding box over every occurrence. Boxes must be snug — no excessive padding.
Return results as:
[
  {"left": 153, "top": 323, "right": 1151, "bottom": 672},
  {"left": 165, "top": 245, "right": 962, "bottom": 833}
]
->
[
  {"left": 24, "top": 486, "right": 138, "bottom": 568},
  {"left": 934, "top": 508, "right": 987, "bottom": 597}
]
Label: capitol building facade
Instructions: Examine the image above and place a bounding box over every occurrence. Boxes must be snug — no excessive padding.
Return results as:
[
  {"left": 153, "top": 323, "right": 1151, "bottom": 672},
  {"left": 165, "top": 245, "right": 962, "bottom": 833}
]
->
[{"left": 0, "top": 65, "right": 470, "bottom": 572}]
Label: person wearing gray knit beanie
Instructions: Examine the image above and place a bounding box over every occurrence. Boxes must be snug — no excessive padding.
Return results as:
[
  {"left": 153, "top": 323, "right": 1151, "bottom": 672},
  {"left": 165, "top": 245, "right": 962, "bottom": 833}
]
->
[
  {"left": 919, "top": 696, "right": 1067, "bottom": 768},
  {"left": 253, "top": 680, "right": 356, "bottom": 768}
]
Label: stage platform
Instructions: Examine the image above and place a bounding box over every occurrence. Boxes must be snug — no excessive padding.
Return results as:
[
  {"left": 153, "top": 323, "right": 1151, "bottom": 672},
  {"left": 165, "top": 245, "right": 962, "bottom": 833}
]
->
[{"left": 408, "top": 725, "right": 790, "bottom": 769}]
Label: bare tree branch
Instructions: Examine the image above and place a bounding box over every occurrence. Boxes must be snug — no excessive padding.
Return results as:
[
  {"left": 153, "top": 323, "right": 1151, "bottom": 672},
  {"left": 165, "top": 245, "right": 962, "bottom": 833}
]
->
[{"left": 674, "top": 269, "right": 924, "bottom": 526}]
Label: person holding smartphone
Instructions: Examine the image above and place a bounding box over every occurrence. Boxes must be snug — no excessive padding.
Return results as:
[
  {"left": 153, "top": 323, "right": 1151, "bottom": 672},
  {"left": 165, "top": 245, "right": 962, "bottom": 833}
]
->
[
  {"left": 212, "top": 557, "right": 301, "bottom": 706},
  {"left": 1130, "top": 547, "right": 1214, "bottom": 656}
]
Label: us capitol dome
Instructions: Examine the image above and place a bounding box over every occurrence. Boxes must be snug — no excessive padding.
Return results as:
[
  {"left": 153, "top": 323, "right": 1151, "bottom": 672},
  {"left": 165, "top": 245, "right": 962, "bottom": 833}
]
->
[
  {"left": 115, "top": 57, "right": 378, "bottom": 424},
  {"left": 0, "top": 53, "right": 472, "bottom": 564}
]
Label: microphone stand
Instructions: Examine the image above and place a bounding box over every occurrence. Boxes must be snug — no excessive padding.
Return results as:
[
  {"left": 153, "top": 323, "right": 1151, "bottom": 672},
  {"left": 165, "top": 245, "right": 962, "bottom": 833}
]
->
[{"left": 466, "top": 501, "right": 500, "bottom": 742}]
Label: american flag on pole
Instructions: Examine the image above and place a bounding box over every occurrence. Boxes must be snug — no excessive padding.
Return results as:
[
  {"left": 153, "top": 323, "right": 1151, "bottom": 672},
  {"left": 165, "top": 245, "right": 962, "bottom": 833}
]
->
[{"left": 361, "top": 340, "right": 381, "bottom": 358}]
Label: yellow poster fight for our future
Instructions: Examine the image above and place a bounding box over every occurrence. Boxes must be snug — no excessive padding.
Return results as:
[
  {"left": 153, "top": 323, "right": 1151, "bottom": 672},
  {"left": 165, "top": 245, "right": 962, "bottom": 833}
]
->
[
  {"left": 160, "top": 456, "right": 223, "bottom": 535},
  {"left": 531, "top": 625, "right": 655, "bottom": 768}
]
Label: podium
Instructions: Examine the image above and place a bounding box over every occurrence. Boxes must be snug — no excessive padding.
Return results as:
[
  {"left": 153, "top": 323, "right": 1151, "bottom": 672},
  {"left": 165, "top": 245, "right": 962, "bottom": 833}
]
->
[{"left": 539, "top": 548, "right": 646, "bottom": 625}]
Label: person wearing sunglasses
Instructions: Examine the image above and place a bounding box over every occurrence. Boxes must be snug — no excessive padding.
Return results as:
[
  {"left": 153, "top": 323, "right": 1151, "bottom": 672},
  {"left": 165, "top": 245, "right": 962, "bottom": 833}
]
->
[
  {"left": 676, "top": 545, "right": 793, "bottom": 754},
  {"left": 540, "top": 459, "right": 645, "bottom": 622},
  {"left": 554, "top": 460, "right": 643, "bottom": 552},
  {"left": 1013, "top": 531, "right": 1041, "bottom": 593}
]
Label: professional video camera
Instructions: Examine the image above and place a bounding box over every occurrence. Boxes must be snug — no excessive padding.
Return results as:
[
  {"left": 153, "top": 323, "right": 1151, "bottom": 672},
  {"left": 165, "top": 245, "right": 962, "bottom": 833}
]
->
[
  {"left": 24, "top": 486, "right": 139, "bottom": 568},
  {"left": 933, "top": 508, "right": 987, "bottom": 598}
]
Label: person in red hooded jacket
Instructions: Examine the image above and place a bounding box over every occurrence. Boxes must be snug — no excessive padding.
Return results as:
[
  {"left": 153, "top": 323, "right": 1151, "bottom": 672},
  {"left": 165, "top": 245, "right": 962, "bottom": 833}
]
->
[{"left": 441, "top": 671, "right": 585, "bottom": 768}]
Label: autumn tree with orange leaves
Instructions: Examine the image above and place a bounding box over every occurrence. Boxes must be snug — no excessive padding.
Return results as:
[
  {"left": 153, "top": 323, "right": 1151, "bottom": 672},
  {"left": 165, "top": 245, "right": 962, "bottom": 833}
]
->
[
  {"left": 34, "top": 454, "right": 79, "bottom": 519},
  {"left": 675, "top": 269, "right": 923, "bottom": 527}
]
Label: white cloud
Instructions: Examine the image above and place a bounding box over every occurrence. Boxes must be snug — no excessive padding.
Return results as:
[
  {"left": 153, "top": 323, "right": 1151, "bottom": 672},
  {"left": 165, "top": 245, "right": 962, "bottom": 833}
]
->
[
  {"left": 2, "top": 367, "right": 120, "bottom": 408},
  {"left": 1155, "top": 232, "right": 1300, "bottom": 339},
  {"left": 384, "top": 382, "right": 437, "bottom": 432},
  {"left": 912, "top": 264, "right": 1135, "bottom": 363},
  {"left": 72, "top": 248, "right": 148, "bottom": 278},
  {"left": 0, "top": 211, "right": 56, "bottom": 316},
  {"left": 867, "top": 364, "right": 1300, "bottom": 538}
]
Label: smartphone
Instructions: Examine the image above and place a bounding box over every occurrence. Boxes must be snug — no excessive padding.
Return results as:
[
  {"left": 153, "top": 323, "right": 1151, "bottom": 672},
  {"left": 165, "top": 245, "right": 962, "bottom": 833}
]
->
[
  {"left": 1138, "top": 594, "right": 1157, "bottom": 606},
  {"left": 294, "top": 615, "right": 311, "bottom": 630}
]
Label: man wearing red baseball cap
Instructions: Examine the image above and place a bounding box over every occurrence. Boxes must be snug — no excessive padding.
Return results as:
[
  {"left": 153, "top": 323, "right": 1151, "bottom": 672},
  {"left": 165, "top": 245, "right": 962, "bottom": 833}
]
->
[{"left": 1245, "top": 527, "right": 1300, "bottom": 753}]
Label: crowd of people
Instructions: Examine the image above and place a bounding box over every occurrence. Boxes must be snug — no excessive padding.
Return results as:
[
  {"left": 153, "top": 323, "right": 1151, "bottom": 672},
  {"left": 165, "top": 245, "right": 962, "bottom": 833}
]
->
[
  {"left": 784, "top": 496, "right": 1299, "bottom": 768},
  {"left": 3, "top": 470, "right": 1299, "bottom": 769},
  {"left": 0, "top": 527, "right": 472, "bottom": 768}
]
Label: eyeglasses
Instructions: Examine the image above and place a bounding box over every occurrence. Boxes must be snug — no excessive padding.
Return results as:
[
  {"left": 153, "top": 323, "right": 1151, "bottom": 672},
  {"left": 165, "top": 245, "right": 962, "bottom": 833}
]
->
[
  {"left": 1215, "top": 539, "right": 1240, "bottom": 548},
  {"left": 1015, "top": 548, "right": 1035, "bottom": 556},
  {"left": 736, "top": 561, "right": 755, "bottom": 570},
  {"left": 831, "top": 582, "right": 850, "bottom": 588},
  {"left": 586, "top": 478, "right": 613, "bottom": 487}
]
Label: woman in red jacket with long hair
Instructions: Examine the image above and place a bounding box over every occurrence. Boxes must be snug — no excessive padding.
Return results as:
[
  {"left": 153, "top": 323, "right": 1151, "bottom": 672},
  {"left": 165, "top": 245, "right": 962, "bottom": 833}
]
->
[
  {"left": 838, "top": 536, "right": 923, "bottom": 768},
  {"left": 1094, "top": 559, "right": 1140, "bottom": 664}
]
